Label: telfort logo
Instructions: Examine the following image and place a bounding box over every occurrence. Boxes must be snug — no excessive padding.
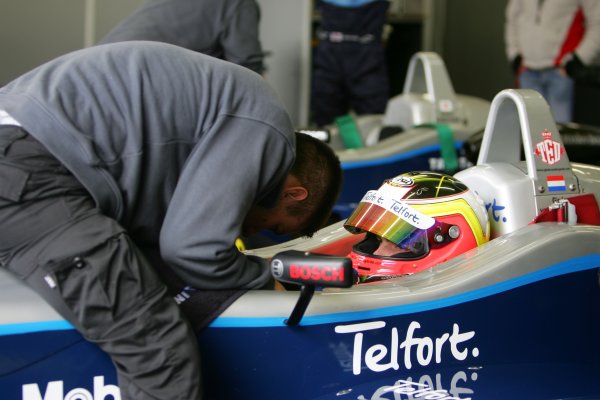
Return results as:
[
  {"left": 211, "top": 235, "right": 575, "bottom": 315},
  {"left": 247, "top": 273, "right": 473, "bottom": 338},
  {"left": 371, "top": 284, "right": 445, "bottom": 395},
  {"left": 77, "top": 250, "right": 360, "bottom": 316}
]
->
[
  {"left": 335, "top": 320, "right": 478, "bottom": 375},
  {"left": 22, "top": 376, "right": 120, "bottom": 400}
]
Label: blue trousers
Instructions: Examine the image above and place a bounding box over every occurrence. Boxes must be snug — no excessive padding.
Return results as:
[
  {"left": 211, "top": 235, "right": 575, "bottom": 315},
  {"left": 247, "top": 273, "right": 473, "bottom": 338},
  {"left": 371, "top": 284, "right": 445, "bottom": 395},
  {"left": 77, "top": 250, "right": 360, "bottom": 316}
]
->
[{"left": 519, "top": 67, "right": 574, "bottom": 123}]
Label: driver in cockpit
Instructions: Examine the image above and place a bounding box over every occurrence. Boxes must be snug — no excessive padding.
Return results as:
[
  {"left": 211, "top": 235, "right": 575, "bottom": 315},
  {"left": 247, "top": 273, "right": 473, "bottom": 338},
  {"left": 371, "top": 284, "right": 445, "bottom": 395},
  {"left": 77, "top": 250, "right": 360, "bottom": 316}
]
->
[{"left": 343, "top": 171, "right": 490, "bottom": 284}]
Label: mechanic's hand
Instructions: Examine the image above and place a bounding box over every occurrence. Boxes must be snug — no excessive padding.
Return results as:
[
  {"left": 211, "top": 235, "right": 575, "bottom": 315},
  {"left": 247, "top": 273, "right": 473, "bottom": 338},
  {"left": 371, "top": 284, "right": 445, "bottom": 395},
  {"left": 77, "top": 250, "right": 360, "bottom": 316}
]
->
[
  {"left": 564, "top": 53, "right": 585, "bottom": 79},
  {"left": 274, "top": 280, "right": 286, "bottom": 291},
  {"left": 511, "top": 55, "right": 522, "bottom": 75}
]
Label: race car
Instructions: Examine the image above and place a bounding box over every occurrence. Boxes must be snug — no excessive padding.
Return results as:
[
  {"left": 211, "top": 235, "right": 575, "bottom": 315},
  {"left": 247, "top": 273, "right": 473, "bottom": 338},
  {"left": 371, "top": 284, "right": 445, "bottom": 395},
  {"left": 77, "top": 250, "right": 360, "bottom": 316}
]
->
[{"left": 2, "top": 88, "right": 600, "bottom": 400}]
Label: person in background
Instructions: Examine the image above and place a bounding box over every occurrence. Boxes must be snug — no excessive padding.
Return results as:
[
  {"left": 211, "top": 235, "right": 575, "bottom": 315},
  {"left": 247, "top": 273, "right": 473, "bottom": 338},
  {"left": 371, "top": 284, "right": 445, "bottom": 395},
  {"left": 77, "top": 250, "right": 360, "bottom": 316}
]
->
[
  {"left": 311, "top": 0, "right": 391, "bottom": 127},
  {"left": 0, "top": 41, "right": 341, "bottom": 399},
  {"left": 99, "top": 0, "right": 266, "bottom": 75},
  {"left": 505, "top": 0, "right": 600, "bottom": 123}
]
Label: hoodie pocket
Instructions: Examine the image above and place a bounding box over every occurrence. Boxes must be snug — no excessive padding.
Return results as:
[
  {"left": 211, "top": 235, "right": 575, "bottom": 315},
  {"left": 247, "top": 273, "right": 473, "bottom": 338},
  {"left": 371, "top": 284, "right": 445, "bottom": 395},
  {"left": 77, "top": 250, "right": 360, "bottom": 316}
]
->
[{"left": 0, "top": 163, "right": 28, "bottom": 201}]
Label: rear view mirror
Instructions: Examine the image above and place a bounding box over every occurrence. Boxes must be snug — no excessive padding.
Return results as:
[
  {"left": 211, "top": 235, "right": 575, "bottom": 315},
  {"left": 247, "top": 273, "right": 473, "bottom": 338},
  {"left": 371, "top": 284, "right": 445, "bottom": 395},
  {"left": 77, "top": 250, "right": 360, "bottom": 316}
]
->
[
  {"left": 271, "top": 250, "right": 354, "bottom": 288},
  {"left": 270, "top": 250, "right": 354, "bottom": 326}
]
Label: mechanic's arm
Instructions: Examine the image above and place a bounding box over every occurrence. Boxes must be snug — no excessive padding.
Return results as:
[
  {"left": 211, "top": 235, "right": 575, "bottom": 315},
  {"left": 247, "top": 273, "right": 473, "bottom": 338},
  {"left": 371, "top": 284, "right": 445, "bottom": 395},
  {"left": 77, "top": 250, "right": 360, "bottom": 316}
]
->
[
  {"left": 562, "top": 2, "right": 600, "bottom": 78},
  {"left": 160, "top": 116, "right": 293, "bottom": 290},
  {"left": 575, "top": 1, "right": 600, "bottom": 65},
  {"left": 221, "top": 0, "right": 265, "bottom": 74}
]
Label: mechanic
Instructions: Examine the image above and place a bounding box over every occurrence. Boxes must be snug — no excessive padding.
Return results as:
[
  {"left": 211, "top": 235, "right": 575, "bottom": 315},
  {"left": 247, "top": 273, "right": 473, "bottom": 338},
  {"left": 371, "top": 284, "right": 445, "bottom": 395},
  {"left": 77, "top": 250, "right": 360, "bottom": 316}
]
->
[
  {"left": 0, "top": 41, "right": 342, "bottom": 400},
  {"left": 343, "top": 171, "right": 490, "bottom": 284},
  {"left": 311, "top": 0, "right": 391, "bottom": 127},
  {"left": 99, "top": 0, "right": 266, "bottom": 75},
  {"left": 505, "top": 0, "right": 600, "bottom": 123}
]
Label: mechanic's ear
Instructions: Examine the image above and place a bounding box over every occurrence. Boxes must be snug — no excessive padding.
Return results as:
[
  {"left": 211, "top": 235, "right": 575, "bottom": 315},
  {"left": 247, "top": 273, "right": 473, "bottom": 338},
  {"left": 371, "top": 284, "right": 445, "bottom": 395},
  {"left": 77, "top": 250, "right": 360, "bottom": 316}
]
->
[{"left": 283, "top": 186, "right": 308, "bottom": 201}]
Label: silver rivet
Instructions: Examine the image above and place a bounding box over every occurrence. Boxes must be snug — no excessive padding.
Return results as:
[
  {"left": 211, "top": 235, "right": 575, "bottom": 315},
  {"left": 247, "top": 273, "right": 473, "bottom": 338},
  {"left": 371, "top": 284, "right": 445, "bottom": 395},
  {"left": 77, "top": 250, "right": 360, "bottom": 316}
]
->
[
  {"left": 73, "top": 256, "right": 85, "bottom": 268},
  {"left": 449, "top": 225, "right": 460, "bottom": 239}
]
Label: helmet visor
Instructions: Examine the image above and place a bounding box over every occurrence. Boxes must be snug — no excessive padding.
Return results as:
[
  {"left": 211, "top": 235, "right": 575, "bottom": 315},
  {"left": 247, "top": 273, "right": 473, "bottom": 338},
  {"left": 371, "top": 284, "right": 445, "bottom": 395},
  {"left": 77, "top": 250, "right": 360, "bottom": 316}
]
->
[{"left": 344, "top": 186, "right": 436, "bottom": 250}]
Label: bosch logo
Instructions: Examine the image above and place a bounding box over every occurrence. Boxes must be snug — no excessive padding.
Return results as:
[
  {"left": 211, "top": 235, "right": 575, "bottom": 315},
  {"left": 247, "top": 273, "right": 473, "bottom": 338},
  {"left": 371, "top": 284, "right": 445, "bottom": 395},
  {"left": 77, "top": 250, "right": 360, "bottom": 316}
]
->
[
  {"left": 270, "top": 250, "right": 354, "bottom": 289},
  {"left": 271, "top": 259, "right": 284, "bottom": 278},
  {"left": 290, "top": 264, "right": 345, "bottom": 282}
]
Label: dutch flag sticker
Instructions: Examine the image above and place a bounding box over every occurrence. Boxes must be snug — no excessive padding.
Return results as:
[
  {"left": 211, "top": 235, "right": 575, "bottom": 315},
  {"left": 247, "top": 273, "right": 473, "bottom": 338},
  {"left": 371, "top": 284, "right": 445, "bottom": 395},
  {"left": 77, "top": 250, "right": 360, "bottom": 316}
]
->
[{"left": 547, "top": 175, "right": 566, "bottom": 192}]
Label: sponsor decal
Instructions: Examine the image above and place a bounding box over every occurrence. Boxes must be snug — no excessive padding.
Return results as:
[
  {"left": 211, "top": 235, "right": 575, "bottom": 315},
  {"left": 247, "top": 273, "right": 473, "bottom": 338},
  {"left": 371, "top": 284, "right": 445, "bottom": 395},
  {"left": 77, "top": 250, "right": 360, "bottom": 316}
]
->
[
  {"left": 362, "top": 189, "right": 435, "bottom": 230},
  {"left": 335, "top": 321, "right": 478, "bottom": 376},
  {"left": 546, "top": 175, "right": 566, "bottom": 192},
  {"left": 387, "top": 176, "right": 415, "bottom": 187},
  {"left": 270, "top": 250, "right": 353, "bottom": 287},
  {"left": 173, "top": 286, "right": 196, "bottom": 304},
  {"left": 534, "top": 130, "right": 564, "bottom": 165},
  {"left": 22, "top": 376, "right": 120, "bottom": 400},
  {"left": 355, "top": 372, "right": 476, "bottom": 400},
  {"left": 289, "top": 263, "right": 345, "bottom": 282},
  {"left": 485, "top": 199, "right": 507, "bottom": 223},
  {"left": 438, "top": 99, "right": 454, "bottom": 113}
]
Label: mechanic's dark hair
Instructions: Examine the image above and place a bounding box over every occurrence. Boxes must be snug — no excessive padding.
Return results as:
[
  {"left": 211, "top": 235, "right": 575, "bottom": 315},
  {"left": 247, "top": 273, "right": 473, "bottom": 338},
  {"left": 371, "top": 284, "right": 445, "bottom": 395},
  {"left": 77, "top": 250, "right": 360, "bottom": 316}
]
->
[{"left": 287, "top": 131, "right": 342, "bottom": 237}]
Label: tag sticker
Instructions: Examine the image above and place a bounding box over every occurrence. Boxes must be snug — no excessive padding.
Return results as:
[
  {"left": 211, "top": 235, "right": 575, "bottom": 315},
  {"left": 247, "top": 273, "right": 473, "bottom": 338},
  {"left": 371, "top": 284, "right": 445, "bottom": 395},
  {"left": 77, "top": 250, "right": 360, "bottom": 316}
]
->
[
  {"left": 535, "top": 130, "right": 564, "bottom": 165},
  {"left": 439, "top": 99, "right": 454, "bottom": 113}
]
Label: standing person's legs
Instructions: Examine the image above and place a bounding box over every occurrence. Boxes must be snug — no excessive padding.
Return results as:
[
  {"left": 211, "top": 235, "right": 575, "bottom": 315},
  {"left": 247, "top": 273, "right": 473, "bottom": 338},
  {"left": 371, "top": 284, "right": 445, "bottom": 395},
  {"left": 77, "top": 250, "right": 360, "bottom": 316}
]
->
[
  {"left": 312, "top": 44, "right": 350, "bottom": 127},
  {"left": 348, "top": 44, "right": 389, "bottom": 116},
  {"left": 543, "top": 68, "right": 574, "bottom": 123},
  {"left": 519, "top": 68, "right": 545, "bottom": 95},
  {"left": 0, "top": 127, "right": 202, "bottom": 400},
  {"left": 519, "top": 68, "right": 574, "bottom": 123}
]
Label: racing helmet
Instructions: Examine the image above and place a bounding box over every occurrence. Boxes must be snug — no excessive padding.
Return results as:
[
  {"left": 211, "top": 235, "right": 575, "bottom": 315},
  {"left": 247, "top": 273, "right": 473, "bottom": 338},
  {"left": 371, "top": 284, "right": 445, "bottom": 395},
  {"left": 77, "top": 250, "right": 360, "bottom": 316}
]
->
[{"left": 344, "top": 171, "right": 490, "bottom": 283}]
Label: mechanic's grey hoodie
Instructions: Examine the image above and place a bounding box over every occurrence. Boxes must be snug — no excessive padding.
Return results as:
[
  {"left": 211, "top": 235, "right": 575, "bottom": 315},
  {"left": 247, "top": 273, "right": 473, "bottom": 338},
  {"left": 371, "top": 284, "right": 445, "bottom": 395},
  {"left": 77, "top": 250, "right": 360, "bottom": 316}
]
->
[{"left": 0, "top": 41, "right": 294, "bottom": 290}]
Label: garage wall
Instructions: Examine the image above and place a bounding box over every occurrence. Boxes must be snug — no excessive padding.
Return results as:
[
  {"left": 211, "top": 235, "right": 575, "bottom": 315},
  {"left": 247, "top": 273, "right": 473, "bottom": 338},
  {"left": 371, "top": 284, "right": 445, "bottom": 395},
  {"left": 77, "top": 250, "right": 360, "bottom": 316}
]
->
[
  {"left": 435, "top": 0, "right": 514, "bottom": 101},
  {"left": 255, "top": 0, "right": 312, "bottom": 126},
  {"left": 0, "top": 0, "right": 311, "bottom": 125},
  {"left": 0, "top": 0, "right": 142, "bottom": 85},
  {"left": 0, "top": 0, "right": 85, "bottom": 86},
  {"left": 94, "top": 0, "right": 143, "bottom": 42}
]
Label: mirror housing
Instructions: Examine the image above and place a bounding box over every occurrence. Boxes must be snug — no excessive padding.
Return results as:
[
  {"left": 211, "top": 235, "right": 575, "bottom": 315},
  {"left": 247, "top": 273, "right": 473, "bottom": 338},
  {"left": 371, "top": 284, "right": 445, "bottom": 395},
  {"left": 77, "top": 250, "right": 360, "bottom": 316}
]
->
[{"left": 270, "top": 250, "right": 354, "bottom": 325}]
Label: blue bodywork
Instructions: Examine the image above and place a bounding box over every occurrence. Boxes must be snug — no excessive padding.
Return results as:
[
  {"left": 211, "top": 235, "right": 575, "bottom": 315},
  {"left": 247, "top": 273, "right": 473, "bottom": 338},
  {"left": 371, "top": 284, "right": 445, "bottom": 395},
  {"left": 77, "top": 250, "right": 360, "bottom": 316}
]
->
[
  {"left": 2, "top": 254, "right": 599, "bottom": 400},
  {"left": 3, "top": 86, "right": 600, "bottom": 400}
]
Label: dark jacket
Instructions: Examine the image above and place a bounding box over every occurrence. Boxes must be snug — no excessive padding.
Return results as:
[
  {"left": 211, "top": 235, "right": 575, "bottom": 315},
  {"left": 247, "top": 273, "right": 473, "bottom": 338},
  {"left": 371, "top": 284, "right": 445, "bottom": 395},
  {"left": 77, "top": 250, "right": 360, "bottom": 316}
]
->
[{"left": 99, "top": 0, "right": 266, "bottom": 74}]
